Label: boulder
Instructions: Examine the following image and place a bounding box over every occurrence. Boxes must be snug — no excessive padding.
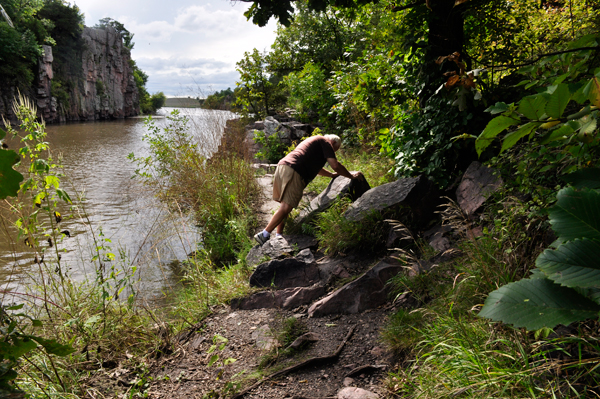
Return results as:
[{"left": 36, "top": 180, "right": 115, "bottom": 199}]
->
[
  {"left": 308, "top": 261, "right": 402, "bottom": 317},
  {"left": 263, "top": 116, "right": 280, "bottom": 136},
  {"left": 344, "top": 176, "right": 437, "bottom": 228},
  {"left": 246, "top": 235, "right": 318, "bottom": 267},
  {"left": 230, "top": 284, "right": 326, "bottom": 310},
  {"left": 249, "top": 251, "right": 320, "bottom": 289},
  {"left": 423, "top": 224, "right": 453, "bottom": 252},
  {"left": 456, "top": 161, "right": 502, "bottom": 217},
  {"left": 296, "top": 174, "right": 371, "bottom": 225},
  {"left": 338, "top": 387, "right": 379, "bottom": 399}
]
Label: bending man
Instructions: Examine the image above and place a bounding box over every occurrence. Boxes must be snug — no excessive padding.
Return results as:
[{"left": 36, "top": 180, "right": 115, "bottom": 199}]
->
[{"left": 254, "top": 134, "right": 362, "bottom": 245}]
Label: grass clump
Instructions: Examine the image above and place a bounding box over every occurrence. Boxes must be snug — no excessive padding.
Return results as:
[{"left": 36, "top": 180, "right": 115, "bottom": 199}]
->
[{"left": 313, "top": 197, "right": 386, "bottom": 256}]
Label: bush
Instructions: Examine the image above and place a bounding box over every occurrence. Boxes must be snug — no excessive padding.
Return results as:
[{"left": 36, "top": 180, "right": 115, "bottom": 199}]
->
[{"left": 253, "top": 130, "right": 287, "bottom": 163}]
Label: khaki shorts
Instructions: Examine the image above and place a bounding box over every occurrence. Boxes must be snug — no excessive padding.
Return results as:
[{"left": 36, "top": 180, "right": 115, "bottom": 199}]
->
[{"left": 272, "top": 164, "right": 305, "bottom": 208}]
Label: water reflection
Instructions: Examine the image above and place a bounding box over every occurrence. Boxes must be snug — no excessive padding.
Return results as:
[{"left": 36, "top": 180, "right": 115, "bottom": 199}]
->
[{"left": 0, "top": 108, "right": 235, "bottom": 302}]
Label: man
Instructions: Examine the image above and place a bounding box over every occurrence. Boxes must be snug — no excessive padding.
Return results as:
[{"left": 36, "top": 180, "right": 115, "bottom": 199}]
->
[{"left": 254, "top": 134, "right": 362, "bottom": 245}]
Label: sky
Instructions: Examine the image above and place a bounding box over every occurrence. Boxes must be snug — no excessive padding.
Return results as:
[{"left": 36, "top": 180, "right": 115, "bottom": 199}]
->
[{"left": 73, "top": 0, "right": 278, "bottom": 97}]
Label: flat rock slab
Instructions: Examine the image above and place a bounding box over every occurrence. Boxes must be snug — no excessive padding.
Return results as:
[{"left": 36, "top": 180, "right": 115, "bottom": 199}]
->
[
  {"left": 344, "top": 175, "right": 435, "bottom": 225},
  {"left": 456, "top": 161, "right": 502, "bottom": 217},
  {"left": 246, "top": 235, "right": 318, "bottom": 267},
  {"left": 230, "top": 284, "right": 326, "bottom": 310},
  {"left": 249, "top": 250, "right": 320, "bottom": 289},
  {"left": 308, "top": 261, "right": 402, "bottom": 317},
  {"left": 296, "top": 174, "right": 371, "bottom": 224}
]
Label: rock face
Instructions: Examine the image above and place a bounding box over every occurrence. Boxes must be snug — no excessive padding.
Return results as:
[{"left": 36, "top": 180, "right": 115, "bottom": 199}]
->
[
  {"left": 2, "top": 26, "right": 139, "bottom": 124},
  {"left": 308, "top": 260, "right": 402, "bottom": 317},
  {"left": 296, "top": 174, "right": 371, "bottom": 225},
  {"left": 456, "top": 161, "right": 502, "bottom": 217},
  {"left": 344, "top": 175, "right": 437, "bottom": 228}
]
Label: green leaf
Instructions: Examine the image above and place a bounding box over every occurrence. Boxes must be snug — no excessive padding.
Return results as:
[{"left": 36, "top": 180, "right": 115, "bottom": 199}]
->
[
  {"left": 545, "top": 84, "right": 571, "bottom": 119},
  {"left": 29, "top": 336, "right": 76, "bottom": 356},
  {"left": 208, "top": 354, "right": 219, "bottom": 367},
  {"left": 0, "top": 128, "right": 5, "bottom": 140},
  {"left": 501, "top": 122, "right": 542, "bottom": 153},
  {"left": 478, "top": 278, "right": 600, "bottom": 330},
  {"left": 537, "top": 239, "right": 600, "bottom": 288},
  {"left": 540, "top": 122, "right": 576, "bottom": 144},
  {"left": 475, "top": 115, "right": 520, "bottom": 156},
  {"left": 485, "top": 102, "right": 510, "bottom": 115},
  {"left": 223, "top": 358, "right": 237, "bottom": 365},
  {"left": 6, "top": 304, "right": 24, "bottom": 311},
  {"left": 549, "top": 187, "right": 600, "bottom": 242},
  {"left": 0, "top": 149, "right": 24, "bottom": 199},
  {"left": 583, "top": 76, "right": 600, "bottom": 108},
  {"left": 518, "top": 95, "right": 548, "bottom": 120},
  {"left": 562, "top": 168, "right": 600, "bottom": 189},
  {"left": 0, "top": 338, "right": 37, "bottom": 361}
]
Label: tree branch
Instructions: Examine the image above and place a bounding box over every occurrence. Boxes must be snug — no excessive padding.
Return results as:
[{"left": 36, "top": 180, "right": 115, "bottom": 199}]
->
[{"left": 491, "top": 46, "right": 600, "bottom": 70}]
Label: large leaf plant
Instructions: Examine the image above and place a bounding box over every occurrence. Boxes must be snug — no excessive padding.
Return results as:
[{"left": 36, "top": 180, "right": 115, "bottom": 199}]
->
[{"left": 479, "top": 169, "right": 600, "bottom": 330}]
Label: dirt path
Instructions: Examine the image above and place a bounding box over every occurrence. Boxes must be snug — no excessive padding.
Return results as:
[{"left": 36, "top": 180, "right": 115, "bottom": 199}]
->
[
  {"left": 87, "top": 169, "right": 397, "bottom": 398},
  {"left": 255, "top": 173, "right": 280, "bottom": 231}
]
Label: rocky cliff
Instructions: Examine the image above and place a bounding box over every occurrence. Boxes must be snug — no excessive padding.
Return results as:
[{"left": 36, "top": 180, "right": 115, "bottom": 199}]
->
[{"left": 4, "top": 26, "right": 139, "bottom": 123}]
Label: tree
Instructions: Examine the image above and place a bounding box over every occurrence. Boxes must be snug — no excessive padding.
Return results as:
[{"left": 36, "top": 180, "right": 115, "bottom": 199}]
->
[
  {"left": 37, "top": 0, "right": 85, "bottom": 80},
  {"left": 236, "top": 49, "right": 286, "bottom": 118},
  {"left": 150, "top": 91, "right": 166, "bottom": 112}
]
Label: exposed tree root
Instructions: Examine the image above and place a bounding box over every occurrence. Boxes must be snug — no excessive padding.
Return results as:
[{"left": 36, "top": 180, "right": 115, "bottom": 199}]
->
[{"left": 231, "top": 325, "right": 357, "bottom": 399}]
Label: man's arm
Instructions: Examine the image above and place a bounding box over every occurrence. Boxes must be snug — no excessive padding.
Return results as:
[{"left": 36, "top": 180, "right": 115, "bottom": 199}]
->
[{"left": 326, "top": 158, "right": 362, "bottom": 179}]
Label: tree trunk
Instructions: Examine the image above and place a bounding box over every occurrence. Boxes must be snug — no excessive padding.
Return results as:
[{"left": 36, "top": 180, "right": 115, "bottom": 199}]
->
[{"left": 420, "top": 0, "right": 465, "bottom": 105}]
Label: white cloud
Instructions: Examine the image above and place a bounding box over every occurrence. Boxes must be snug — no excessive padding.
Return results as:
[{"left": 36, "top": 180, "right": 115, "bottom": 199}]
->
[{"left": 74, "top": 0, "right": 277, "bottom": 95}]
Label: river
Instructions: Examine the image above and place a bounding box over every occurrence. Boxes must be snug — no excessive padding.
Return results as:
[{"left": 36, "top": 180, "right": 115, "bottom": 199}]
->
[{"left": 0, "top": 108, "right": 235, "bottom": 302}]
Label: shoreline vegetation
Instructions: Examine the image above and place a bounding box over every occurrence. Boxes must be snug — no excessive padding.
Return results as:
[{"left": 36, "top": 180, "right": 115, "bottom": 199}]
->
[{"left": 0, "top": 1, "right": 600, "bottom": 398}]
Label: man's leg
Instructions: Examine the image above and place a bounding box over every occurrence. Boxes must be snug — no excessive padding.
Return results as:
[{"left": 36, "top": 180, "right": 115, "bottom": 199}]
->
[{"left": 266, "top": 201, "right": 293, "bottom": 234}]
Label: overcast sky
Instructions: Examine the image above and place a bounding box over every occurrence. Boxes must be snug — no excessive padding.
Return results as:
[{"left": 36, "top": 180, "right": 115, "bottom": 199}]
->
[{"left": 73, "top": 0, "right": 278, "bottom": 96}]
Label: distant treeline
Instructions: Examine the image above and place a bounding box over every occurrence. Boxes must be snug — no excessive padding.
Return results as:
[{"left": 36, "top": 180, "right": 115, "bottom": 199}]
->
[{"left": 201, "top": 88, "right": 239, "bottom": 111}]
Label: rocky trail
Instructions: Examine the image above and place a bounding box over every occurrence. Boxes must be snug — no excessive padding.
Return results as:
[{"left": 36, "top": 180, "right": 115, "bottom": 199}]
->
[{"left": 87, "top": 160, "right": 501, "bottom": 398}]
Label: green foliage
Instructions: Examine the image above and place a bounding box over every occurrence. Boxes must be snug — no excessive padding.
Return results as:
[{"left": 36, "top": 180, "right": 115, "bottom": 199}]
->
[
  {"left": 284, "top": 62, "right": 335, "bottom": 124},
  {"left": 236, "top": 49, "right": 286, "bottom": 119},
  {"left": 95, "top": 79, "right": 105, "bottom": 97},
  {"left": 314, "top": 197, "right": 385, "bottom": 256},
  {"left": 385, "top": 95, "right": 480, "bottom": 187},
  {"left": 253, "top": 130, "right": 287, "bottom": 164},
  {"left": 0, "top": 20, "right": 42, "bottom": 88},
  {"left": 479, "top": 180, "right": 600, "bottom": 330},
  {"left": 476, "top": 35, "right": 600, "bottom": 159},
  {"left": 150, "top": 91, "right": 166, "bottom": 112},
  {"left": 0, "top": 143, "right": 23, "bottom": 199},
  {"left": 202, "top": 88, "right": 237, "bottom": 110},
  {"left": 37, "top": 0, "right": 85, "bottom": 81}
]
